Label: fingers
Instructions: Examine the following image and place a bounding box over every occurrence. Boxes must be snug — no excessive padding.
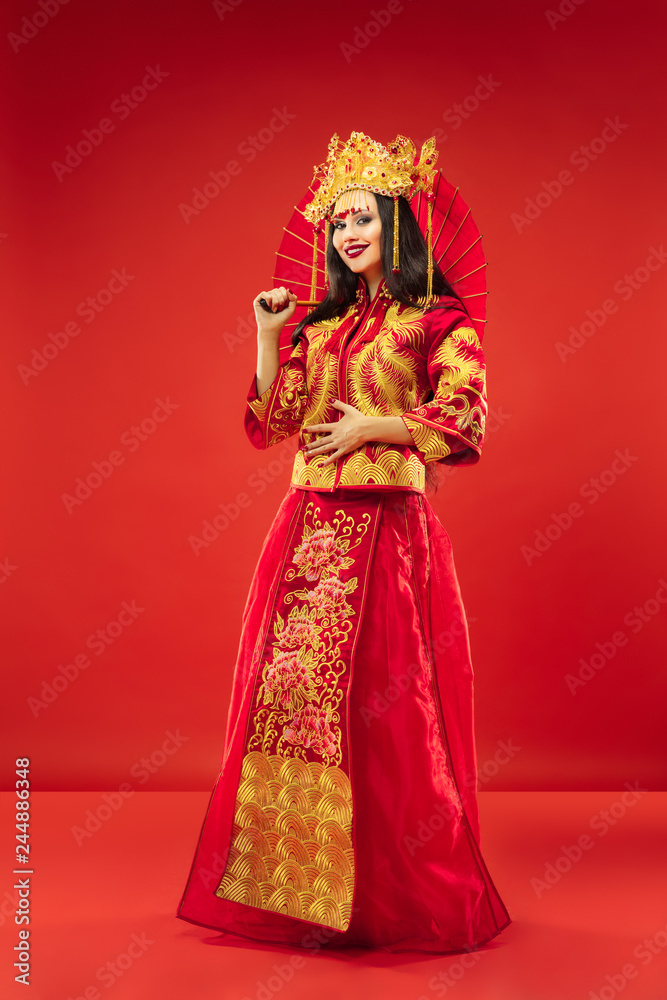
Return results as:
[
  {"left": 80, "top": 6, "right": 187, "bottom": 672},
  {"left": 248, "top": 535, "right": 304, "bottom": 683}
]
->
[
  {"left": 271, "top": 286, "right": 289, "bottom": 312},
  {"left": 254, "top": 286, "right": 293, "bottom": 313},
  {"left": 305, "top": 438, "right": 335, "bottom": 455},
  {"left": 317, "top": 449, "right": 343, "bottom": 468}
]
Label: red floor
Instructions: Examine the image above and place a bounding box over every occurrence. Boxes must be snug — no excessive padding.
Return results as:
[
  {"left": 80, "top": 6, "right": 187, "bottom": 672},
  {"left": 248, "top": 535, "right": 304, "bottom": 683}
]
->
[{"left": 1, "top": 791, "right": 665, "bottom": 1000}]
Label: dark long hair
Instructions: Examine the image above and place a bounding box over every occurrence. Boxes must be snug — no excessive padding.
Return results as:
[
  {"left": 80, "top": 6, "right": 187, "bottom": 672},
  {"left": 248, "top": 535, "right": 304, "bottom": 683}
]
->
[
  {"left": 292, "top": 192, "right": 464, "bottom": 345},
  {"left": 293, "top": 192, "right": 462, "bottom": 495}
]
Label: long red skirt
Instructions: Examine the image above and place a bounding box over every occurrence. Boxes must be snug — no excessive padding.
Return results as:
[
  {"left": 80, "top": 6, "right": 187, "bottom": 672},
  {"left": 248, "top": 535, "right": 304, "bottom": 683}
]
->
[{"left": 177, "top": 486, "right": 511, "bottom": 953}]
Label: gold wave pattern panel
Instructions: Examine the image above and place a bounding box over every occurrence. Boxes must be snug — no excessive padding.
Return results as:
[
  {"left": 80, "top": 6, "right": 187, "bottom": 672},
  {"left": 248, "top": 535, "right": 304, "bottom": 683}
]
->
[
  {"left": 216, "top": 750, "right": 354, "bottom": 932},
  {"left": 291, "top": 446, "right": 425, "bottom": 491}
]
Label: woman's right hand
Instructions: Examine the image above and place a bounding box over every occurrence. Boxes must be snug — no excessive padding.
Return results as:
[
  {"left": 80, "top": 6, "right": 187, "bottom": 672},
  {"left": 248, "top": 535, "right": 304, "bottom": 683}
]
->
[{"left": 253, "top": 286, "right": 297, "bottom": 339}]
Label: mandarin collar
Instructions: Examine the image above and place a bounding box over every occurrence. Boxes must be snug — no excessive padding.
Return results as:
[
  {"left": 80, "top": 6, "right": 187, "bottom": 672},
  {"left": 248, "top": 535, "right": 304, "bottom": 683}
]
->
[{"left": 355, "top": 277, "right": 394, "bottom": 306}]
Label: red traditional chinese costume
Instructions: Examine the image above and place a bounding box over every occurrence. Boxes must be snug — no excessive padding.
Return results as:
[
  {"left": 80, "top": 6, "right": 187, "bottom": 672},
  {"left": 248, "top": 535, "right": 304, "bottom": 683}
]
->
[{"left": 177, "top": 132, "right": 511, "bottom": 953}]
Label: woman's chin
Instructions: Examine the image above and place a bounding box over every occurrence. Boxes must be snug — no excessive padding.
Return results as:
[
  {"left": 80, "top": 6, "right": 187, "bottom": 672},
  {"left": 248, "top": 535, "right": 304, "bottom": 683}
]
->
[{"left": 344, "top": 261, "right": 374, "bottom": 279}]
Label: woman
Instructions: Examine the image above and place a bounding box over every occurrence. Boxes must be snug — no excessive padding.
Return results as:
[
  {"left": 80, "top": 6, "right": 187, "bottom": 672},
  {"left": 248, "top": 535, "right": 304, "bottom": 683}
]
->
[{"left": 177, "top": 131, "right": 511, "bottom": 954}]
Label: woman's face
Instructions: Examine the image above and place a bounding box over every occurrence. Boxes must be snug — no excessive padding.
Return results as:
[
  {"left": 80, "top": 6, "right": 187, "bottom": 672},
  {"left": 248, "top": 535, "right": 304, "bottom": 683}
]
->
[{"left": 331, "top": 189, "right": 383, "bottom": 282}]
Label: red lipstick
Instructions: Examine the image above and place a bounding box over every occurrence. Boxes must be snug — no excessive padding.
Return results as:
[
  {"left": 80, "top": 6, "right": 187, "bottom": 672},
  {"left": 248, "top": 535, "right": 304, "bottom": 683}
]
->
[{"left": 344, "top": 244, "right": 368, "bottom": 258}]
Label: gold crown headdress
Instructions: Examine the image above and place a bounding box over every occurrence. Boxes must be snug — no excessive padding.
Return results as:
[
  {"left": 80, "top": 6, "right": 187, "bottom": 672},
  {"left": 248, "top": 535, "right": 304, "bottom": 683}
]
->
[
  {"left": 272, "top": 132, "right": 488, "bottom": 344},
  {"left": 304, "top": 131, "right": 439, "bottom": 300}
]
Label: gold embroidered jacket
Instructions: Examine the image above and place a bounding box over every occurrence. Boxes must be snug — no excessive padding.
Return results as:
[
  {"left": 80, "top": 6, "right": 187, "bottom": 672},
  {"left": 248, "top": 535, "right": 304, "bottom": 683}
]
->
[{"left": 244, "top": 279, "right": 487, "bottom": 493}]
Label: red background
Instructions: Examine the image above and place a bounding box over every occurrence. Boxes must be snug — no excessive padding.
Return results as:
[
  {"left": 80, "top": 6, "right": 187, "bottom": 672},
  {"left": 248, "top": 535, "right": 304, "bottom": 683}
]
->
[{"left": 3, "top": 0, "right": 666, "bottom": 792}]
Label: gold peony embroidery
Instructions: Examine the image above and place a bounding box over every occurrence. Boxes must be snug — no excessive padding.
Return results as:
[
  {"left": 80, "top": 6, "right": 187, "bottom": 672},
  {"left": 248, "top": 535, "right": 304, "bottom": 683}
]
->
[
  {"left": 249, "top": 504, "right": 370, "bottom": 765},
  {"left": 262, "top": 647, "right": 315, "bottom": 711},
  {"left": 292, "top": 526, "right": 352, "bottom": 580},
  {"left": 284, "top": 704, "right": 337, "bottom": 758}
]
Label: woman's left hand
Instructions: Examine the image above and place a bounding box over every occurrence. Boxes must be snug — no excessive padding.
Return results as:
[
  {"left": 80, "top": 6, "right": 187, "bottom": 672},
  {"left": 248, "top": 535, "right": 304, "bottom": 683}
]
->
[{"left": 302, "top": 400, "right": 370, "bottom": 468}]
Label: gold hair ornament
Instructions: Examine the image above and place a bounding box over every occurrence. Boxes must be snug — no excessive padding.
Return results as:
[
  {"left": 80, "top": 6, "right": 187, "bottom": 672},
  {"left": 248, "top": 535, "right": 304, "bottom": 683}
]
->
[{"left": 304, "top": 131, "right": 439, "bottom": 299}]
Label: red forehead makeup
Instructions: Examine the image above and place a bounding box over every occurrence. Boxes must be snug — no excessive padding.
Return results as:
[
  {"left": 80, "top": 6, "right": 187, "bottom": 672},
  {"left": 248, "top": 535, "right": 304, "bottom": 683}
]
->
[{"left": 331, "top": 206, "right": 372, "bottom": 221}]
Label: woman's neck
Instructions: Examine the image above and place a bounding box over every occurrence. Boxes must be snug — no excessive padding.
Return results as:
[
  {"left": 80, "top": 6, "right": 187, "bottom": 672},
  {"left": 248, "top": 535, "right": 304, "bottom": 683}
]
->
[{"left": 362, "top": 269, "right": 383, "bottom": 302}]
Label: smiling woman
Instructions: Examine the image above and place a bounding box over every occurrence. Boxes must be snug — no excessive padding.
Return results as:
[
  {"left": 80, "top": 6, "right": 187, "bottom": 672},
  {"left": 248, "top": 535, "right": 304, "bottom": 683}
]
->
[{"left": 177, "top": 130, "right": 511, "bottom": 954}]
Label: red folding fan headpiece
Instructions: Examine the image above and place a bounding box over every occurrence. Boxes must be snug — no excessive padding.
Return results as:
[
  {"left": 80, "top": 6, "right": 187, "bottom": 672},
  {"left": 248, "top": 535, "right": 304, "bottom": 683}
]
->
[{"left": 271, "top": 132, "right": 488, "bottom": 351}]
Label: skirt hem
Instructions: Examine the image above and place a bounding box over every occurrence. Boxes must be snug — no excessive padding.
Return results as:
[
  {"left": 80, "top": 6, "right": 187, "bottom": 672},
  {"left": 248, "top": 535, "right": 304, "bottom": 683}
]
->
[{"left": 174, "top": 907, "right": 512, "bottom": 956}]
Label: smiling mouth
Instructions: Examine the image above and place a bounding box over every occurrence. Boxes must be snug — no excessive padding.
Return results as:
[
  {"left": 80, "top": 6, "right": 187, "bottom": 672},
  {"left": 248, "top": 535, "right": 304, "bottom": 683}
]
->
[{"left": 344, "top": 245, "right": 368, "bottom": 258}]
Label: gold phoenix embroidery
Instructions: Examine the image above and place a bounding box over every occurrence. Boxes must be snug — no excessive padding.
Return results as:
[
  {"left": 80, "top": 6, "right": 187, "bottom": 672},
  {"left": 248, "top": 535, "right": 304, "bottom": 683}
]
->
[
  {"left": 247, "top": 303, "right": 486, "bottom": 483},
  {"left": 403, "top": 326, "right": 486, "bottom": 461}
]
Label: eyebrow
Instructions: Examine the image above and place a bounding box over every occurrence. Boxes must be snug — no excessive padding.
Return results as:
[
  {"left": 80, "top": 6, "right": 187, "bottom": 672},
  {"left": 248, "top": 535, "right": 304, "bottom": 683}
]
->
[{"left": 331, "top": 208, "right": 374, "bottom": 221}]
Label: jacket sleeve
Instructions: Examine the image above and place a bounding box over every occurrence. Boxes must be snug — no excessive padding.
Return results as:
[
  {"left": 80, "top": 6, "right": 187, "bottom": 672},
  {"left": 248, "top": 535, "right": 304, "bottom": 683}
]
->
[
  {"left": 400, "top": 305, "right": 487, "bottom": 466},
  {"left": 244, "top": 335, "right": 309, "bottom": 450}
]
